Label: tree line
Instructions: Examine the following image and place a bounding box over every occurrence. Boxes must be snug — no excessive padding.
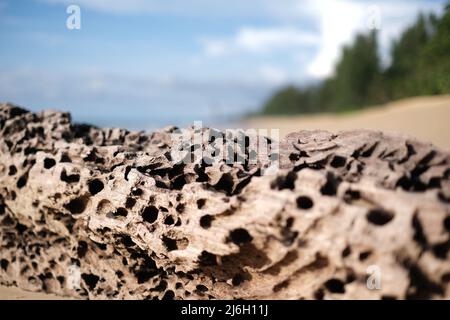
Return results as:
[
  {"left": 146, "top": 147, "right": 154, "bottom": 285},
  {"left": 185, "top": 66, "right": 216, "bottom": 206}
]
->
[{"left": 261, "top": 4, "right": 450, "bottom": 115}]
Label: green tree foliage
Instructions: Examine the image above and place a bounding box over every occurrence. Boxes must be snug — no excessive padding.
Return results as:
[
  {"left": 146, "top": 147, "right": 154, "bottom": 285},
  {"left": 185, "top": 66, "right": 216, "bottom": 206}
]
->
[
  {"left": 328, "top": 31, "right": 383, "bottom": 110},
  {"left": 263, "top": 86, "right": 321, "bottom": 114},
  {"left": 261, "top": 4, "right": 450, "bottom": 115},
  {"left": 386, "top": 13, "right": 433, "bottom": 98},
  {"left": 415, "top": 4, "right": 450, "bottom": 95}
]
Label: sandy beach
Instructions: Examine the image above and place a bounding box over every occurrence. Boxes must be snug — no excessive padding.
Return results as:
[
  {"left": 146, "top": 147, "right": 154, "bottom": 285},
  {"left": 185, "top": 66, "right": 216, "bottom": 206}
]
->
[
  {"left": 245, "top": 95, "right": 450, "bottom": 151},
  {"left": 0, "top": 285, "right": 71, "bottom": 300}
]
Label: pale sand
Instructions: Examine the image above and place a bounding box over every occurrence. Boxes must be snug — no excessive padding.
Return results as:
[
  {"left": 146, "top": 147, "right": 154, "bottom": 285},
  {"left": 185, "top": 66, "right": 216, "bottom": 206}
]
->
[
  {"left": 0, "top": 285, "right": 71, "bottom": 300},
  {"left": 245, "top": 95, "right": 450, "bottom": 151}
]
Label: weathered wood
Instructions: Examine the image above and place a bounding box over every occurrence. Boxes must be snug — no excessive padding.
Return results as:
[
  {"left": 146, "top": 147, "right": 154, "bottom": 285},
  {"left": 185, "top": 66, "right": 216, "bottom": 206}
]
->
[{"left": 0, "top": 103, "right": 449, "bottom": 299}]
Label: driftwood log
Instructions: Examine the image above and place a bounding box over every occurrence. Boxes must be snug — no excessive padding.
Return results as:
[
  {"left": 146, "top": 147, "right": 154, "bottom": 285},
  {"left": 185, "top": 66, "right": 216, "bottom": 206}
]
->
[{"left": 0, "top": 103, "right": 449, "bottom": 300}]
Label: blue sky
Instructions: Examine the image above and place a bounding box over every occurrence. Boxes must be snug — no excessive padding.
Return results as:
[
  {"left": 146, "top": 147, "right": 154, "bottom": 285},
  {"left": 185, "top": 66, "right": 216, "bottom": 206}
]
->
[{"left": 0, "top": 0, "right": 446, "bottom": 129}]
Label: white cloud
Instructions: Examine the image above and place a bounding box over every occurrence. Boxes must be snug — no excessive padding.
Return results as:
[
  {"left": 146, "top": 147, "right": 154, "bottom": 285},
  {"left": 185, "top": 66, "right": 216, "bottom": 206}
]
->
[
  {"left": 203, "top": 40, "right": 228, "bottom": 57},
  {"left": 259, "top": 65, "right": 288, "bottom": 85},
  {"left": 236, "top": 27, "right": 318, "bottom": 52},
  {"left": 201, "top": 26, "right": 318, "bottom": 57},
  {"left": 307, "top": 0, "right": 365, "bottom": 78},
  {"left": 306, "top": 0, "right": 445, "bottom": 79},
  {"left": 195, "top": 0, "right": 444, "bottom": 79}
]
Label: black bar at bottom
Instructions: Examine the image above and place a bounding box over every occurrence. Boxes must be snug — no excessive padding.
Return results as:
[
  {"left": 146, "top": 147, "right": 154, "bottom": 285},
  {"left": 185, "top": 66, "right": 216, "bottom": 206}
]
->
[{"left": 0, "top": 300, "right": 448, "bottom": 319}]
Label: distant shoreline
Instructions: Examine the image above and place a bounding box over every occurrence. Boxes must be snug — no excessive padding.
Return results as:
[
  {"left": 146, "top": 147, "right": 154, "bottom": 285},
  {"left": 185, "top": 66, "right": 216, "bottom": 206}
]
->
[{"left": 243, "top": 95, "right": 450, "bottom": 151}]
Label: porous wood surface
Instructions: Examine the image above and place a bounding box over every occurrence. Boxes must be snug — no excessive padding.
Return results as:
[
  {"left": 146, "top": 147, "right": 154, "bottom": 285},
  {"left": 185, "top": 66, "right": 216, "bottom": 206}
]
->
[{"left": 1, "top": 103, "right": 449, "bottom": 300}]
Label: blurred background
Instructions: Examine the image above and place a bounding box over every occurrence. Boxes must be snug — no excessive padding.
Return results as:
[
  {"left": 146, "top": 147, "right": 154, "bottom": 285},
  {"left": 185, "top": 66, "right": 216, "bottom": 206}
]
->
[{"left": 0, "top": 0, "right": 449, "bottom": 148}]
